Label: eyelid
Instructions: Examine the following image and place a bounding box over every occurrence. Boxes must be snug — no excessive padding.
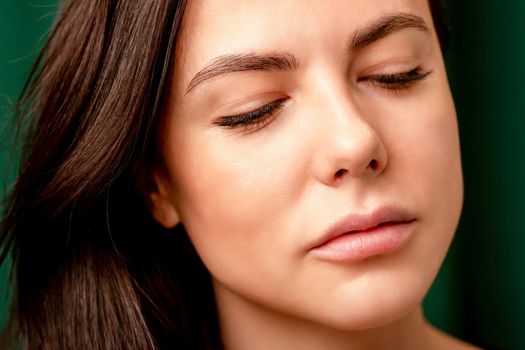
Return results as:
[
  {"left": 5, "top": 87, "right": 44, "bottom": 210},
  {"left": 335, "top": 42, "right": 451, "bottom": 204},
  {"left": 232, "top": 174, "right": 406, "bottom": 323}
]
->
[
  {"left": 214, "top": 98, "right": 288, "bottom": 131},
  {"left": 212, "top": 67, "right": 430, "bottom": 132},
  {"left": 358, "top": 68, "right": 433, "bottom": 90}
]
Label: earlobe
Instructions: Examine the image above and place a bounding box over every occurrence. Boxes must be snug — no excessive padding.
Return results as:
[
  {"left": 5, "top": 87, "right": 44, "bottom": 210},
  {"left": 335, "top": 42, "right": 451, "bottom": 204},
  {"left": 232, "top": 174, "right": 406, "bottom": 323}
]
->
[
  {"left": 143, "top": 167, "right": 181, "bottom": 228},
  {"left": 149, "top": 193, "right": 180, "bottom": 228}
]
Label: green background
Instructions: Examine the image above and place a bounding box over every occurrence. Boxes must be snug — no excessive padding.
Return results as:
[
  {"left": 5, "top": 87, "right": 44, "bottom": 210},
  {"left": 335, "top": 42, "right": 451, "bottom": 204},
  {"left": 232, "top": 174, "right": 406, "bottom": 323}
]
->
[{"left": 1, "top": 1, "right": 524, "bottom": 349}]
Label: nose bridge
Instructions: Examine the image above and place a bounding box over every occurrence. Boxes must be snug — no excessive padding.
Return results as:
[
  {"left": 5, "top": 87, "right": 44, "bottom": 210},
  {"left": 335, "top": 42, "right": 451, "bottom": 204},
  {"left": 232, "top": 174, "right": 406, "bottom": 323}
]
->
[{"left": 311, "top": 85, "right": 387, "bottom": 184}]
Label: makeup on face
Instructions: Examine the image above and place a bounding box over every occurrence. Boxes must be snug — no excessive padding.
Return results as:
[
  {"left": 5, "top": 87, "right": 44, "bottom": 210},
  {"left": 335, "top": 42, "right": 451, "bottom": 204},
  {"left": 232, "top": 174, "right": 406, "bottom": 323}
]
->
[
  {"left": 152, "top": 1, "right": 463, "bottom": 346},
  {"left": 177, "top": 13, "right": 435, "bottom": 136},
  {"left": 308, "top": 206, "right": 417, "bottom": 262}
]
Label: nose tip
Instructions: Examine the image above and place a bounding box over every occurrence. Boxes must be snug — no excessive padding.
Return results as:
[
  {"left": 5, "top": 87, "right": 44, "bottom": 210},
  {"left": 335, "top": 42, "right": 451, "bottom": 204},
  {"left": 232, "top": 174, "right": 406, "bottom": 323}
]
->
[{"left": 319, "top": 120, "right": 388, "bottom": 185}]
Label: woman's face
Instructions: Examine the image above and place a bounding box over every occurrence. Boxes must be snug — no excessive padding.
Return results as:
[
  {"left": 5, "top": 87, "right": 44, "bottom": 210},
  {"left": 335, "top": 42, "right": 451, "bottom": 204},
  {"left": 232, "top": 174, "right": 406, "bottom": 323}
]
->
[{"left": 151, "top": 0, "right": 463, "bottom": 330}]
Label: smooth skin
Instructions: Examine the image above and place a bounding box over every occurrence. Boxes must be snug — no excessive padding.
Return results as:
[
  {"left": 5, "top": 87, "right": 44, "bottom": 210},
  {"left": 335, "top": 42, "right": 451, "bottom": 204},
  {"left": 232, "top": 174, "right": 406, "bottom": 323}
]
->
[{"left": 148, "top": 0, "right": 478, "bottom": 349}]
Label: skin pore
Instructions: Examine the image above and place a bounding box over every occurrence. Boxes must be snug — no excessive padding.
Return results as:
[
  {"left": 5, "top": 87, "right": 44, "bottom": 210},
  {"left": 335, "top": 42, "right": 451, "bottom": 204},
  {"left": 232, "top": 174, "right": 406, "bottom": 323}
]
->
[{"left": 148, "top": 0, "right": 478, "bottom": 349}]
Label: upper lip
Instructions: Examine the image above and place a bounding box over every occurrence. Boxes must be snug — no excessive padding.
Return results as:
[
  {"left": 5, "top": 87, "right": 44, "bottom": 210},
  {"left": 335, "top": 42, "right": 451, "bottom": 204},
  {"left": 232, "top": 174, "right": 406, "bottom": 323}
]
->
[{"left": 310, "top": 206, "right": 416, "bottom": 250}]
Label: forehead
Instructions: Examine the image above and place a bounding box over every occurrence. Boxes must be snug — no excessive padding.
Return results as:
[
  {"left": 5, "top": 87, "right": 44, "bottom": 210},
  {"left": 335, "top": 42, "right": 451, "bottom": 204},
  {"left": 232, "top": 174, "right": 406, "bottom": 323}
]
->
[{"left": 173, "top": 0, "right": 433, "bottom": 89}]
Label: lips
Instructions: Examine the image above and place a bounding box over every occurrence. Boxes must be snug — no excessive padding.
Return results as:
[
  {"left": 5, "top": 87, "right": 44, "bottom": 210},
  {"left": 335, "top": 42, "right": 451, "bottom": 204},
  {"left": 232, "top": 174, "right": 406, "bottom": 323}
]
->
[{"left": 309, "top": 206, "right": 416, "bottom": 259}]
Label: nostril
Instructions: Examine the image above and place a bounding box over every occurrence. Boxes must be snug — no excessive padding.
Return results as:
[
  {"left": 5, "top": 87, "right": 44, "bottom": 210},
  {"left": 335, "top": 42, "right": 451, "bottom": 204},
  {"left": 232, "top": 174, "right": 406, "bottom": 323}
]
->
[
  {"left": 335, "top": 169, "right": 346, "bottom": 178},
  {"left": 334, "top": 159, "right": 381, "bottom": 180}
]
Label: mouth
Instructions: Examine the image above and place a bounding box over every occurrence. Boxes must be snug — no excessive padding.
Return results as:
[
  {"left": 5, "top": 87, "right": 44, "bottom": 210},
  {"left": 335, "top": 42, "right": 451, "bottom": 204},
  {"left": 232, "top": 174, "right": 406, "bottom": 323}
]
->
[{"left": 309, "top": 207, "right": 417, "bottom": 262}]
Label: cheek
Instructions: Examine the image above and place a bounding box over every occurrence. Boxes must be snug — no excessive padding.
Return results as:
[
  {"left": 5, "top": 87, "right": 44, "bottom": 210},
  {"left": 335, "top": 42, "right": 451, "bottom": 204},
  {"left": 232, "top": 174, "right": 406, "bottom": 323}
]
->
[
  {"left": 404, "top": 88, "right": 463, "bottom": 229},
  {"left": 165, "top": 125, "right": 308, "bottom": 285},
  {"left": 421, "top": 102, "right": 463, "bottom": 271},
  {"left": 372, "top": 66, "right": 463, "bottom": 222},
  {"left": 385, "top": 81, "right": 464, "bottom": 278}
]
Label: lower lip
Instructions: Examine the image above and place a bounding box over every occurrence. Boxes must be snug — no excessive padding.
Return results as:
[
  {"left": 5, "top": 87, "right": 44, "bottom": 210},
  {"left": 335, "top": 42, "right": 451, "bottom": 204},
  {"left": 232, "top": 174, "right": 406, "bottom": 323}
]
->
[{"left": 309, "top": 220, "right": 416, "bottom": 262}]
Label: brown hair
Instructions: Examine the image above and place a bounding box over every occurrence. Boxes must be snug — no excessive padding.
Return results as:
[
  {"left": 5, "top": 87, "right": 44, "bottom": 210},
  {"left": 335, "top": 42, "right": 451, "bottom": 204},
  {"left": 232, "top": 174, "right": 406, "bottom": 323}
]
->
[{"left": 0, "top": 1, "right": 450, "bottom": 349}]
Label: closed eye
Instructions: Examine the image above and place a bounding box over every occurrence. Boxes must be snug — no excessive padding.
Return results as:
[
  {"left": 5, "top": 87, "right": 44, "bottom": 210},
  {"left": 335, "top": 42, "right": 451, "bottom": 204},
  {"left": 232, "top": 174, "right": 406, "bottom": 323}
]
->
[
  {"left": 359, "top": 68, "right": 433, "bottom": 90},
  {"left": 214, "top": 98, "right": 288, "bottom": 131},
  {"left": 213, "top": 69, "right": 430, "bottom": 131}
]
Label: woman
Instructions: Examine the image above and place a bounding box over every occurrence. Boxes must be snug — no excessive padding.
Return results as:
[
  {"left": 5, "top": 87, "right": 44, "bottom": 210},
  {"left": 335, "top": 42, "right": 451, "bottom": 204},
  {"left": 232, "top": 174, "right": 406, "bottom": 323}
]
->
[{"left": 0, "top": 0, "right": 482, "bottom": 349}]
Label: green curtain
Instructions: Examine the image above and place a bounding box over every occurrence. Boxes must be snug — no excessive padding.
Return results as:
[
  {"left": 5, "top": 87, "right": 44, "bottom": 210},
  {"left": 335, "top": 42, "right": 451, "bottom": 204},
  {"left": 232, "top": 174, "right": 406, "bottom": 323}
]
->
[
  {"left": 424, "top": 1, "right": 525, "bottom": 349},
  {"left": 1, "top": 1, "right": 523, "bottom": 349},
  {"left": 0, "top": 0, "right": 57, "bottom": 330}
]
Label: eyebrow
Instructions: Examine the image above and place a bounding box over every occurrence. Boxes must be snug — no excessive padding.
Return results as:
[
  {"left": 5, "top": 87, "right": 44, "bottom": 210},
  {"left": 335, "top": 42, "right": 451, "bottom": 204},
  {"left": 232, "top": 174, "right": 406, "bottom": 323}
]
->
[
  {"left": 186, "top": 53, "right": 299, "bottom": 94},
  {"left": 185, "top": 12, "right": 430, "bottom": 94},
  {"left": 349, "top": 13, "right": 430, "bottom": 52}
]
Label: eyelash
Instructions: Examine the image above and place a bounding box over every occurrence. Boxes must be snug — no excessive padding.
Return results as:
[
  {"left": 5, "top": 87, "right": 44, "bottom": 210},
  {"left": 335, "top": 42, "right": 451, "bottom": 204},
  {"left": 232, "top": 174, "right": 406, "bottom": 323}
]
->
[
  {"left": 359, "top": 68, "right": 433, "bottom": 90},
  {"left": 215, "top": 69, "right": 432, "bottom": 130},
  {"left": 214, "top": 98, "right": 287, "bottom": 131}
]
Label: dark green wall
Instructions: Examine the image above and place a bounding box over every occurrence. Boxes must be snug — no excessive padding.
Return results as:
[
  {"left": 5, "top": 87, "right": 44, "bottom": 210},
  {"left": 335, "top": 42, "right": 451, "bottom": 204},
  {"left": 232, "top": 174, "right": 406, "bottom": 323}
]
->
[
  {"left": 423, "top": 1, "right": 525, "bottom": 349},
  {"left": 433, "top": 1, "right": 525, "bottom": 349},
  {"left": 1, "top": 1, "right": 524, "bottom": 349},
  {"left": 0, "top": 0, "right": 57, "bottom": 329}
]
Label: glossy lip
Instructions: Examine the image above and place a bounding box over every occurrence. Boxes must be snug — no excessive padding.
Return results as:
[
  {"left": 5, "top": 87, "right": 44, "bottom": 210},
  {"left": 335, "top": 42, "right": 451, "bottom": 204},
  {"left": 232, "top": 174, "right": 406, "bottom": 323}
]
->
[{"left": 308, "top": 206, "right": 417, "bottom": 262}]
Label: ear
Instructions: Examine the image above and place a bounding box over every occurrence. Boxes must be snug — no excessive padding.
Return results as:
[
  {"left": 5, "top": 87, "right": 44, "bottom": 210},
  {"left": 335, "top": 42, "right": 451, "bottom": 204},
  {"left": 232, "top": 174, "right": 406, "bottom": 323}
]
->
[{"left": 140, "top": 164, "right": 181, "bottom": 228}]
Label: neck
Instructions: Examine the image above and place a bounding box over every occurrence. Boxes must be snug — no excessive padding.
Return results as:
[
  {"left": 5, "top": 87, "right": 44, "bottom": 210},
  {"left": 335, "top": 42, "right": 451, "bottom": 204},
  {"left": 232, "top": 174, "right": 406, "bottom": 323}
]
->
[{"left": 214, "top": 282, "right": 435, "bottom": 350}]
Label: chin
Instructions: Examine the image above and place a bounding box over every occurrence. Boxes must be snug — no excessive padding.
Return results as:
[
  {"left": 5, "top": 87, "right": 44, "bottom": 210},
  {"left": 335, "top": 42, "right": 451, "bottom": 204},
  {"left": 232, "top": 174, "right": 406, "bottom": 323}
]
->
[
  {"left": 321, "top": 300, "right": 421, "bottom": 332},
  {"left": 312, "top": 275, "right": 430, "bottom": 332}
]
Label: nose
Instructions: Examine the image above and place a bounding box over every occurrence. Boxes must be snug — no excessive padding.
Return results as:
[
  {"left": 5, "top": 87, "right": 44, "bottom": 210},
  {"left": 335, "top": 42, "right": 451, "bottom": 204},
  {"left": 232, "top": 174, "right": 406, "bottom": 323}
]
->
[{"left": 312, "top": 98, "right": 388, "bottom": 186}]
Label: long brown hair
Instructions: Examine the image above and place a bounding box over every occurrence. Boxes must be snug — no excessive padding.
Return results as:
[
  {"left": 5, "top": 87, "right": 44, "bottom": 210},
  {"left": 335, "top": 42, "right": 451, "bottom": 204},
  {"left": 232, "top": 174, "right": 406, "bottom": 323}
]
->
[
  {"left": 0, "top": 1, "right": 450, "bottom": 349},
  {"left": 1, "top": 0, "right": 221, "bottom": 349}
]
